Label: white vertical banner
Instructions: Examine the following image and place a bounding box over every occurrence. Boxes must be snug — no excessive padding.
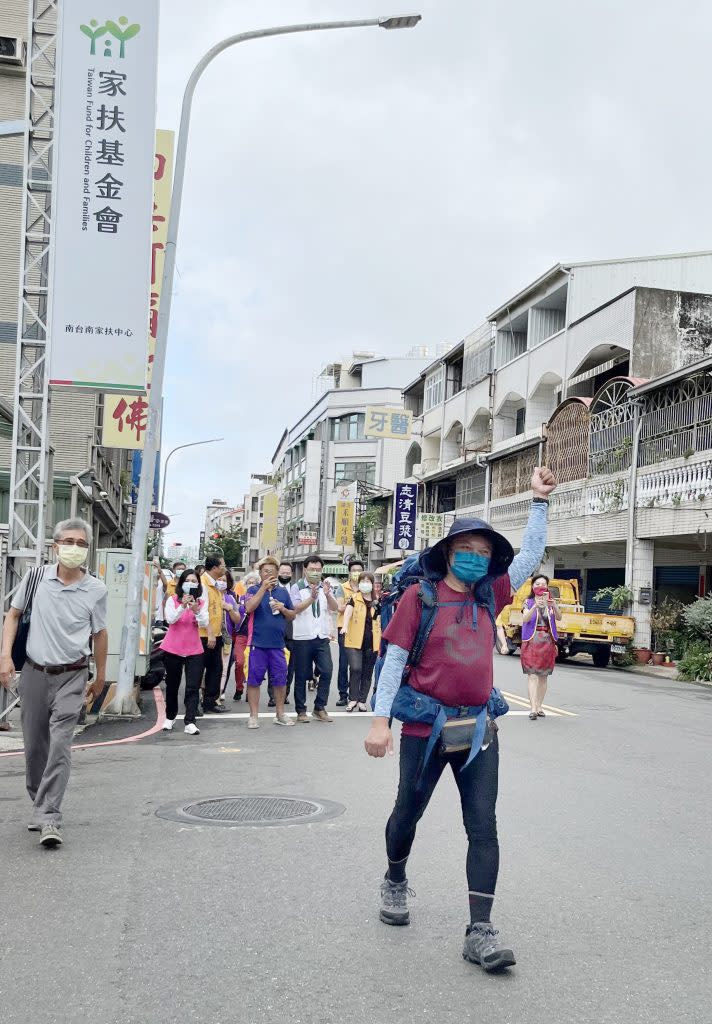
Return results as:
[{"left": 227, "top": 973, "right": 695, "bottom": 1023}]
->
[{"left": 49, "top": 0, "right": 159, "bottom": 391}]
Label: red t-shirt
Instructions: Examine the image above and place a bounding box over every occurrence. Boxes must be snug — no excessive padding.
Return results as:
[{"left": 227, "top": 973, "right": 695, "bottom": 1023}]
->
[{"left": 383, "top": 576, "right": 511, "bottom": 736}]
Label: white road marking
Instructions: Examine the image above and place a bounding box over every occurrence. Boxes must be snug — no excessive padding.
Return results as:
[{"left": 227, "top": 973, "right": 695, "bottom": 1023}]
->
[{"left": 181, "top": 709, "right": 562, "bottom": 720}]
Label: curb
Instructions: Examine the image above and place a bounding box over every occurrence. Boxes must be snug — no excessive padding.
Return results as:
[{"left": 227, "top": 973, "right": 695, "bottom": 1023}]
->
[{"left": 622, "top": 665, "right": 712, "bottom": 689}]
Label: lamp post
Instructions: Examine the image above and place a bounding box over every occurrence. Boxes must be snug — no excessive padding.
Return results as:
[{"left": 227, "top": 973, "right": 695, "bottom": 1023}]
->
[
  {"left": 160, "top": 438, "right": 224, "bottom": 513},
  {"left": 109, "top": 14, "right": 422, "bottom": 714}
]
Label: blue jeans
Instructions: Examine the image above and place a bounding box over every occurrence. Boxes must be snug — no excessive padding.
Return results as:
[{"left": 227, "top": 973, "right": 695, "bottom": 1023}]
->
[{"left": 293, "top": 638, "right": 332, "bottom": 714}]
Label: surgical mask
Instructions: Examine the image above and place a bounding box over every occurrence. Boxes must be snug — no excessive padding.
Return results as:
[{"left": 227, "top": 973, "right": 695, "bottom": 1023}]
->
[
  {"left": 183, "top": 581, "right": 197, "bottom": 593},
  {"left": 450, "top": 551, "right": 490, "bottom": 585},
  {"left": 56, "top": 544, "right": 88, "bottom": 569},
  {"left": 278, "top": 575, "right": 292, "bottom": 585},
  {"left": 358, "top": 582, "right": 373, "bottom": 594},
  {"left": 215, "top": 580, "right": 227, "bottom": 591},
  {"left": 307, "top": 571, "right": 322, "bottom": 584}
]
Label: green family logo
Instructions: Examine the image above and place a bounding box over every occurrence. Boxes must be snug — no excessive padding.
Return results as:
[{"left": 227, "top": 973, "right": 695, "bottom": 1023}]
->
[{"left": 80, "top": 16, "right": 141, "bottom": 58}]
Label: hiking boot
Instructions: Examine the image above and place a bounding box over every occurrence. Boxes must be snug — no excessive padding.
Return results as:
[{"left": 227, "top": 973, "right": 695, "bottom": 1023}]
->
[
  {"left": 379, "top": 877, "right": 413, "bottom": 926},
  {"left": 462, "top": 923, "right": 516, "bottom": 972},
  {"left": 40, "top": 823, "right": 63, "bottom": 848},
  {"left": 296, "top": 713, "right": 310, "bottom": 724},
  {"left": 312, "top": 709, "right": 333, "bottom": 723}
]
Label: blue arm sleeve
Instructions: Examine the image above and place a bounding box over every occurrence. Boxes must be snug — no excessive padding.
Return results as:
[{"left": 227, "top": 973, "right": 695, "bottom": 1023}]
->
[
  {"left": 373, "top": 644, "right": 409, "bottom": 719},
  {"left": 508, "top": 501, "right": 549, "bottom": 592}
]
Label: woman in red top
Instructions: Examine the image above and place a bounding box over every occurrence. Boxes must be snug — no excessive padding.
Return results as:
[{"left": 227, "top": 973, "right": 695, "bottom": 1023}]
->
[
  {"left": 364, "top": 467, "right": 556, "bottom": 973},
  {"left": 520, "top": 575, "right": 562, "bottom": 721}
]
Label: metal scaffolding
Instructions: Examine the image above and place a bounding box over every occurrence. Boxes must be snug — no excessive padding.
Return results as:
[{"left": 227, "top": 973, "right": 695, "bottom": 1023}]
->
[{"left": 4, "top": 0, "right": 57, "bottom": 602}]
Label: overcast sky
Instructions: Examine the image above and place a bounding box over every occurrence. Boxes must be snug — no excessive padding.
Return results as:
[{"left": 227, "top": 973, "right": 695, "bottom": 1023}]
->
[{"left": 156, "top": 0, "right": 712, "bottom": 548}]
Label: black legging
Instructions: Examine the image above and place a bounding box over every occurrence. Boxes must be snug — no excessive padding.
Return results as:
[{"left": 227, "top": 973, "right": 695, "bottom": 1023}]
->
[
  {"left": 385, "top": 732, "right": 499, "bottom": 922},
  {"left": 163, "top": 652, "right": 203, "bottom": 725},
  {"left": 346, "top": 646, "right": 377, "bottom": 703}
]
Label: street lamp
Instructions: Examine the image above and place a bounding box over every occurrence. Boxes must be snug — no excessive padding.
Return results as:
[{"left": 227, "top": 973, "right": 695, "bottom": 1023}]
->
[
  {"left": 110, "top": 14, "right": 422, "bottom": 714},
  {"left": 159, "top": 438, "right": 224, "bottom": 513}
]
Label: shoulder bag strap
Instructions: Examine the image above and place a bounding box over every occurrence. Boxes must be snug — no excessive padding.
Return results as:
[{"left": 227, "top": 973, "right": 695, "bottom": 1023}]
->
[{"left": 24, "top": 566, "right": 44, "bottom": 615}]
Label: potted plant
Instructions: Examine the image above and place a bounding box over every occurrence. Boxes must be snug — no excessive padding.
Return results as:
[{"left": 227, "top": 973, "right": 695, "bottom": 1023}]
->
[
  {"left": 633, "top": 646, "right": 652, "bottom": 665},
  {"left": 650, "top": 598, "right": 684, "bottom": 665},
  {"left": 593, "top": 584, "right": 634, "bottom": 613}
]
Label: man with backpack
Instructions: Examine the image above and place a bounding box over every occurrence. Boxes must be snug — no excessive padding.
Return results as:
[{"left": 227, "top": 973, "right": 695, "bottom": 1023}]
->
[{"left": 365, "top": 467, "right": 556, "bottom": 972}]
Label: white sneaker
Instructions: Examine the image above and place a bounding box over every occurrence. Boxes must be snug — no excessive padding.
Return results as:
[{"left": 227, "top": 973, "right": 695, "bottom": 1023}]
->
[
  {"left": 162, "top": 719, "right": 174, "bottom": 732},
  {"left": 247, "top": 717, "right": 260, "bottom": 729},
  {"left": 346, "top": 701, "right": 358, "bottom": 712},
  {"left": 184, "top": 723, "right": 200, "bottom": 735},
  {"left": 274, "top": 714, "right": 295, "bottom": 727}
]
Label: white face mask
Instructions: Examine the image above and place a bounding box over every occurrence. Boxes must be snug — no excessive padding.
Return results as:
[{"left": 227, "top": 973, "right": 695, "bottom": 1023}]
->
[
  {"left": 183, "top": 581, "right": 197, "bottom": 593},
  {"left": 216, "top": 580, "right": 227, "bottom": 591},
  {"left": 56, "top": 544, "right": 88, "bottom": 569},
  {"left": 358, "top": 581, "right": 373, "bottom": 594}
]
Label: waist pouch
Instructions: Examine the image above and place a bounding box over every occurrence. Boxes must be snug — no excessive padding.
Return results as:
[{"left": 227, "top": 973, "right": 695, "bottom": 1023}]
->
[{"left": 391, "top": 684, "right": 509, "bottom": 779}]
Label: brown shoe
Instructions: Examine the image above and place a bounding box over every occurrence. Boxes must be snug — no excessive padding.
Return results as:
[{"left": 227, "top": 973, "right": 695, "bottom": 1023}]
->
[
  {"left": 296, "top": 713, "right": 310, "bottom": 724},
  {"left": 312, "top": 709, "right": 333, "bottom": 723}
]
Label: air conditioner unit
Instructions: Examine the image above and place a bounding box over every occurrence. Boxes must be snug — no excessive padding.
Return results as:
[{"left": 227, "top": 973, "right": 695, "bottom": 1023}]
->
[{"left": 0, "top": 36, "right": 27, "bottom": 69}]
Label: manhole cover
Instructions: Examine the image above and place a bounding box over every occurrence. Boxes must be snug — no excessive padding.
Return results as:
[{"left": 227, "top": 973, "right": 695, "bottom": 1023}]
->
[{"left": 155, "top": 794, "right": 345, "bottom": 828}]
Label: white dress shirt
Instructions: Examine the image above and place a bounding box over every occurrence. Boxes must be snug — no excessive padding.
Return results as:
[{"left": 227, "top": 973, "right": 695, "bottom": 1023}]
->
[{"left": 290, "top": 581, "right": 333, "bottom": 641}]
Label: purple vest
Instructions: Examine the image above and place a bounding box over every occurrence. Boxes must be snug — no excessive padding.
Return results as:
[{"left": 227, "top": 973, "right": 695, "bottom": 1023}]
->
[{"left": 521, "top": 599, "right": 558, "bottom": 642}]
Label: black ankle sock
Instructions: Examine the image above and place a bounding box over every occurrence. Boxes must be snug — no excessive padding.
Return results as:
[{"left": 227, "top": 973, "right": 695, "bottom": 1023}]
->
[
  {"left": 387, "top": 859, "right": 407, "bottom": 884},
  {"left": 469, "top": 893, "right": 493, "bottom": 924}
]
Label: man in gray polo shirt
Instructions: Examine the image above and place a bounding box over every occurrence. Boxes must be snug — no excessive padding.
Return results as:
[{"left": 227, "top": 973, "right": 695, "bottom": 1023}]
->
[{"left": 0, "top": 517, "right": 107, "bottom": 848}]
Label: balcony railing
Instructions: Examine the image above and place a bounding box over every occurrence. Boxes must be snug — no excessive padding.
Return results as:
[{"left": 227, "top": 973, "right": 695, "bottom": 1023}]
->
[{"left": 636, "top": 458, "right": 712, "bottom": 506}]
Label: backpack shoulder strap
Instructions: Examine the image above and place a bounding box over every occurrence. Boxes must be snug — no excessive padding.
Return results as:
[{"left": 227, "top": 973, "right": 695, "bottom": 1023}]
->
[{"left": 409, "top": 579, "right": 439, "bottom": 668}]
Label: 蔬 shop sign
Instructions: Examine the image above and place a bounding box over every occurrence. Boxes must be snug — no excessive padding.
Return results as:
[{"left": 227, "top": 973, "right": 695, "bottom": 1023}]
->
[{"left": 49, "top": 0, "right": 159, "bottom": 392}]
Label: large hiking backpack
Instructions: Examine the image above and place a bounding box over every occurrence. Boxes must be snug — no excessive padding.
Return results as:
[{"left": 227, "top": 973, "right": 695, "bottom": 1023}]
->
[{"left": 374, "top": 552, "right": 496, "bottom": 685}]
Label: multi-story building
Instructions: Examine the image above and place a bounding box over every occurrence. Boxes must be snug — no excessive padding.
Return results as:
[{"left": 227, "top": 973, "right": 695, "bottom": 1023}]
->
[
  {"left": 271, "top": 351, "right": 433, "bottom": 570},
  {"left": 241, "top": 476, "right": 277, "bottom": 569},
  {"left": 399, "top": 251, "right": 712, "bottom": 647},
  {"left": 0, "top": 3, "right": 132, "bottom": 556}
]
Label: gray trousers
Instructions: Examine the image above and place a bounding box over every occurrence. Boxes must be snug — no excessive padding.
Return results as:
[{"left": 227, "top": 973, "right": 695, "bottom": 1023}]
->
[{"left": 19, "top": 662, "right": 87, "bottom": 825}]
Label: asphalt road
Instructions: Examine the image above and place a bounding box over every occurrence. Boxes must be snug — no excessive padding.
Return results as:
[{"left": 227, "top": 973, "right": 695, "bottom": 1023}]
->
[{"left": 1, "top": 654, "right": 710, "bottom": 1024}]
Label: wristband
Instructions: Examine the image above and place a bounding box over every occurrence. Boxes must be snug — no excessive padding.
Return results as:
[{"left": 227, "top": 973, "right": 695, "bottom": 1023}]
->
[{"left": 532, "top": 496, "right": 549, "bottom": 505}]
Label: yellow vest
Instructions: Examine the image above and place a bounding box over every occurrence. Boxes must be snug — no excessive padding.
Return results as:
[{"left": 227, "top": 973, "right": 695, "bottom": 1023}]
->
[
  {"left": 337, "top": 580, "right": 358, "bottom": 628},
  {"left": 166, "top": 578, "right": 177, "bottom": 599},
  {"left": 200, "top": 574, "right": 224, "bottom": 637},
  {"left": 344, "top": 593, "right": 381, "bottom": 652}
]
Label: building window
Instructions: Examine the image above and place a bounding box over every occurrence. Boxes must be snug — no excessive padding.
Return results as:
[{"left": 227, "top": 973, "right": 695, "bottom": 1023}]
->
[
  {"left": 334, "top": 461, "right": 376, "bottom": 486},
  {"left": 455, "top": 467, "right": 486, "bottom": 508},
  {"left": 515, "top": 407, "right": 526, "bottom": 435},
  {"left": 463, "top": 338, "right": 494, "bottom": 385},
  {"left": 251, "top": 497, "right": 258, "bottom": 512},
  {"left": 424, "top": 366, "right": 445, "bottom": 411},
  {"left": 330, "top": 413, "right": 365, "bottom": 441}
]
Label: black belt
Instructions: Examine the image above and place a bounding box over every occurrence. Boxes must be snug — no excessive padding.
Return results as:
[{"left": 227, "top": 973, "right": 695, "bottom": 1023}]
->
[{"left": 26, "top": 656, "right": 88, "bottom": 676}]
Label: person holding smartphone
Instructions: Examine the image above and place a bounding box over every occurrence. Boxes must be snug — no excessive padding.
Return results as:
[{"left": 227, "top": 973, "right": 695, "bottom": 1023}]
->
[
  {"left": 161, "top": 569, "right": 209, "bottom": 735},
  {"left": 520, "top": 574, "right": 562, "bottom": 720},
  {"left": 244, "top": 557, "right": 296, "bottom": 728}
]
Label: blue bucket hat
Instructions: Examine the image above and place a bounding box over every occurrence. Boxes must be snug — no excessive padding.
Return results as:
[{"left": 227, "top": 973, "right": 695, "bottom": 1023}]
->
[{"left": 421, "top": 516, "right": 514, "bottom": 580}]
